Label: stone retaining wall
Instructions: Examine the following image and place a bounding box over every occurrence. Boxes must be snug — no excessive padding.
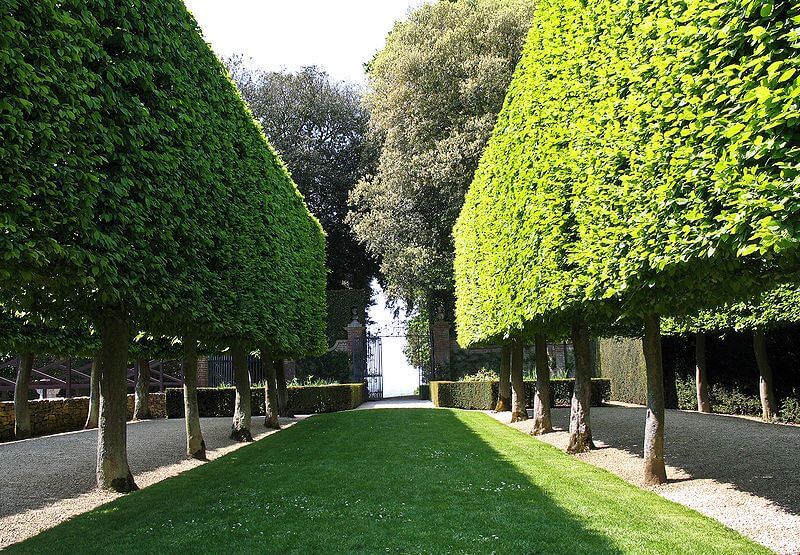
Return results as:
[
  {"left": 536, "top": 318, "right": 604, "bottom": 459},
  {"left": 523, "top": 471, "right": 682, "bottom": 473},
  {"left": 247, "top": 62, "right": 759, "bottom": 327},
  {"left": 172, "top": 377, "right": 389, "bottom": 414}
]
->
[{"left": 0, "top": 393, "right": 166, "bottom": 441}]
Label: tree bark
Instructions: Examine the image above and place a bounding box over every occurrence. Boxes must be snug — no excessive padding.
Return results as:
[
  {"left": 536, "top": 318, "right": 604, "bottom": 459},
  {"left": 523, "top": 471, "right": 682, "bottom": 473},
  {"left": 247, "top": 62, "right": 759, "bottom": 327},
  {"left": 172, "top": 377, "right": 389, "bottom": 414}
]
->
[
  {"left": 96, "top": 314, "right": 137, "bottom": 492},
  {"left": 531, "top": 333, "right": 553, "bottom": 435},
  {"left": 275, "top": 360, "right": 293, "bottom": 417},
  {"left": 262, "top": 350, "right": 281, "bottom": 430},
  {"left": 133, "top": 357, "right": 151, "bottom": 420},
  {"left": 182, "top": 335, "right": 206, "bottom": 459},
  {"left": 567, "top": 322, "right": 594, "bottom": 453},
  {"left": 753, "top": 331, "right": 777, "bottom": 421},
  {"left": 642, "top": 313, "right": 667, "bottom": 485},
  {"left": 13, "top": 352, "right": 34, "bottom": 439},
  {"left": 510, "top": 340, "right": 528, "bottom": 422},
  {"left": 695, "top": 333, "right": 711, "bottom": 413},
  {"left": 230, "top": 344, "right": 253, "bottom": 441},
  {"left": 85, "top": 351, "right": 101, "bottom": 429},
  {"left": 494, "top": 344, "right": 511, "bottom": 412}
]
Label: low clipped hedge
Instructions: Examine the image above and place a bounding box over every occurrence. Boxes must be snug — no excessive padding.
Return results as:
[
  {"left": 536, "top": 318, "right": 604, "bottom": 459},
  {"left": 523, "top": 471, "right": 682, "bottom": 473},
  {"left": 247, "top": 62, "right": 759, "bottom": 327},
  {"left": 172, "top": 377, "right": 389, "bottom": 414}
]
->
[
  {"left": 165, "top": 383, "right": 367, "bottom": 417},
  {"left": 430, "top": 379, "right": 611, "bottom": 410}
]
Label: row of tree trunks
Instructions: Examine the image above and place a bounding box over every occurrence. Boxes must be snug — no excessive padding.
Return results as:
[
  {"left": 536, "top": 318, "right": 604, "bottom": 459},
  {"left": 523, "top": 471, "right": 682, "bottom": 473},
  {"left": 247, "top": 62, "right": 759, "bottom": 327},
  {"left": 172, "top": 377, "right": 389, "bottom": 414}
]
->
[
  {"left": 275, "top": 362, "right": 292, "bottom": 417},
  {"left": 531, "top": 333, "right": 553, "bottom": 435},
  {"left": 753, "top": 331, "right": 778, "bottom": 421},
  {"left": 510, "top": 340, "right": 528, "bottom": 422},
  {"left": 84, "top": 352, "right": 101, "bottom": 429},
  {"left": 13, "top": 352, "right": 34, "bottom": 439},
  {"left": 263, "top": 351, "right": 281, "bottom": 430},
  {"left": 494, "top": 345, "right": 512, "bottom": 412},
  {"left": 642, "top": 314, "right": 667, "bottom": 485},
  {"left": 96, "top": 314, "right": 137, "bottom": 493},
  {"left": 230, "top": 344, "right": 253, "bottom": 442},
  {"left": 183, "top": 335, "right": 206, "bottom": 459},
  {"left": 567, "top": 322, "right": 593, "bottom": 453},
  {"left": 133, "top": 358, "right": 151, "bottom": 420},
  {"left": 695, "top": 333, "right": 711, "bottom": 413}
]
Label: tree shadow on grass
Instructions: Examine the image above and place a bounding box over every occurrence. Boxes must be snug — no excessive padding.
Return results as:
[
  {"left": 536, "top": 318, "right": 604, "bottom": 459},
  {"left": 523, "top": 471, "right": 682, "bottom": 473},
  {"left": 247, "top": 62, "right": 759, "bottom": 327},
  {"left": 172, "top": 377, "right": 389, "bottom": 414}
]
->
[{"left": 548, "top": 405, "right": 800, "bottom": 516}]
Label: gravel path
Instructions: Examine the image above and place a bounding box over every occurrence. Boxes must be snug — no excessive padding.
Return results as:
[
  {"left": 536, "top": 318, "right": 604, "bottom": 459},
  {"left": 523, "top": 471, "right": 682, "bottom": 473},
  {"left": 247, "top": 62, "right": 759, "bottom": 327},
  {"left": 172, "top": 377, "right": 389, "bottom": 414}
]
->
[
  {"left": 0, "top": 416, "right": 301, "bottom": 548},
  {"left": 491, "top": 404, "right": 800, "bottom": 555}
]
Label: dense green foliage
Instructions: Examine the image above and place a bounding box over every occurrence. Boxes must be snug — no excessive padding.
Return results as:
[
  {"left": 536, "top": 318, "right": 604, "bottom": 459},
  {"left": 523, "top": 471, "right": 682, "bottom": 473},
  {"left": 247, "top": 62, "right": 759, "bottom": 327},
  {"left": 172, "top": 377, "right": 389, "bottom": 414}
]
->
[
  {"left": 228, "top": 61, "right": 377, "bottom": 289},
  {"left": 430, "top": 379, "right": 610, "bottom": 410},
  {"left": 455, "top": 0, "right": 800, "bottom": 345},
  {"left": 348, "top": 0, "right": 535, "bottom": 304},
  {"left": 165, "top": 384, "right": 366, "bottom": 417},
  {"left": 598, "top": 338, "right": 648, "bottom": 404},
  {"left": 0, "top": 0, "right": 326, "bottom": 355},
  {"left": 9, "top": 410, "right": 767, "bottom": 553}
]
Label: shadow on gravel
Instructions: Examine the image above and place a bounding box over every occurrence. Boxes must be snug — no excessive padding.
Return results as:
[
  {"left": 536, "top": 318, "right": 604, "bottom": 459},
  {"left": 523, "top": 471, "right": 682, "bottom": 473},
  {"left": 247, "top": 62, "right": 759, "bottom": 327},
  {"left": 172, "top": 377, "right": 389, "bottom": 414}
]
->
[{"left": 548, "top": 406, "right": 800, "bottom": 516}]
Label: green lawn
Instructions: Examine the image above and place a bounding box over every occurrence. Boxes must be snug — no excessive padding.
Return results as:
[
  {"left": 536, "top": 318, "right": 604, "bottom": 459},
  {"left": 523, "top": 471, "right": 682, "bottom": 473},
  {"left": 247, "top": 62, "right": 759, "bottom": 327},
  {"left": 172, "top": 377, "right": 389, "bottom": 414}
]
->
[{"left": 10, "top": 409, "right": 767, "bottom": 554}]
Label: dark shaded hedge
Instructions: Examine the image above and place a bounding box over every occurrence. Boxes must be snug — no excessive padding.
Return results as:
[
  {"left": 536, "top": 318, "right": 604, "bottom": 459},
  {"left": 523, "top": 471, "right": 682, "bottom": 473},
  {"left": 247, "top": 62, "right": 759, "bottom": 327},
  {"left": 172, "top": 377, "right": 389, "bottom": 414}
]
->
[
  {"left": 165, "top": 384, "right": 366, "bottom": 417},
  {"left": 430, "top": 379, "right": 610, "bottom": 410}
]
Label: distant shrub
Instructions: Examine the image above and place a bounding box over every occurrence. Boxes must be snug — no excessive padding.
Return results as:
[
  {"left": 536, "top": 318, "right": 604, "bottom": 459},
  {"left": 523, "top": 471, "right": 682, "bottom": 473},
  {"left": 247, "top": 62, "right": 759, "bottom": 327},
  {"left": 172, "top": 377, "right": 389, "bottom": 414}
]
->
[
  {"left": 459, "top": 368, "right": 499, "bottom": 382},
  {"left": 430, "top": 379, "right": 610, "bottom": 410},
  {"left": 779, "top": 394, "right": 800, "bottom": 424}
]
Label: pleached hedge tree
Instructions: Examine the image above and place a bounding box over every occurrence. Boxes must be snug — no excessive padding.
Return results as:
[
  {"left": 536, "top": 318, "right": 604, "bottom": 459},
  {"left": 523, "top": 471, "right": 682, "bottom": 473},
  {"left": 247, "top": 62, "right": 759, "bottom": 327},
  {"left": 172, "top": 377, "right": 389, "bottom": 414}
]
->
[
  {"left": 455, "top": 0, "right": 800, "bottom": 485},
  {"left": 1, "top": 0, "right": 326, "bottom": 491}
]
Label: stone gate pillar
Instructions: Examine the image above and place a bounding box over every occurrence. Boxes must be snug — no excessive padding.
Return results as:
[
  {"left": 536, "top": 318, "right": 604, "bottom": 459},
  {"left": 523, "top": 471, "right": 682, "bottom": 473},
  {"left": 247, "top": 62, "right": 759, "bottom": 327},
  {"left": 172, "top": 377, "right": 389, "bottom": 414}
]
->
[{"left": 197, "top": 356, "right": 209, "bottom": 388}]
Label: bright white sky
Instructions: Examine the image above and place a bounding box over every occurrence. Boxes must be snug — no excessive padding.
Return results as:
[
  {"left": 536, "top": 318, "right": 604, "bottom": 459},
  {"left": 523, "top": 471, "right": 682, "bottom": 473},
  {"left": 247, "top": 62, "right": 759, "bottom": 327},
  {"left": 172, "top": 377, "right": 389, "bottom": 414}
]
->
[{"left": 182, "top": 0, "right": 429, "bottom": 84}]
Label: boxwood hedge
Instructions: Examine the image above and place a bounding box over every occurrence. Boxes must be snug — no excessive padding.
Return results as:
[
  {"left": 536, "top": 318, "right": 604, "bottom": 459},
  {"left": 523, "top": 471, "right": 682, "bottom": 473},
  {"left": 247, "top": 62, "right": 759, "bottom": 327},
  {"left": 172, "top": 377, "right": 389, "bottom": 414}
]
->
[
  {"left": 430, "top": 379, "right": 610, "bottom": 410},
  {"left": 165, "top": 383, "right": 366, "bottom": 417}
]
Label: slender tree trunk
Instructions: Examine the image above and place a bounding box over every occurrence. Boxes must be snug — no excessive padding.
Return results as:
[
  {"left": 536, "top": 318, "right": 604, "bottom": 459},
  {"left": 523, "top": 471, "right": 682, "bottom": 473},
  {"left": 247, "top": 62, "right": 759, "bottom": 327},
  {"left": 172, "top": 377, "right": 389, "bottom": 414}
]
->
[
  {"left": 96, "top": 314, "right": 137, "bottom": 492},
  {"left": 262, "top": 350, "right": 281, "bottom": 430},
  {"left": 642, "top": 313, "right": 667, "bottom": 485},
  {"left": 494, "top": 344, "right": 511, "bottom": 412},
  {"left": 133, "top": 357, "right": 151, "bottom": 420},
  {"left": 275, "top": 360, "right": 293, "bottom": 418},
  {"left": 753, "top": 331, "right": 777, "bottom": 421},
  {"left": 567, "top": 322, "right": 594, "bottom": 453},
  {"left": 510, "top": 340, "right": 528, "bottom": 422},
  {"left": 230, "top": 344, "right": 253, "bottom": 441},
  {"left": 13, "top": 352, "right": 34, "bottom": 439},
  {"left": 183, "top": 334, "right": 206, "bottom": 459},
  {"left": 532, "top": 333, "right": 553, "bottom": 435},
  {"left": 85, "top": 351, "right": 101, "bottom": 429},
  {"left": 695, "top": 333, "right": 711, "bottom": 413}
]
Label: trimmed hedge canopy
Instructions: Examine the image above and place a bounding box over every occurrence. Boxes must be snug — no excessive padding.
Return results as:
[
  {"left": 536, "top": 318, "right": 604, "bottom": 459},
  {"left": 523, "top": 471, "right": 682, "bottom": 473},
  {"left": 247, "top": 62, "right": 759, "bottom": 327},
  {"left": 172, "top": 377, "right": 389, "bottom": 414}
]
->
[
  {"left": 455, "top": 0, "right": 800, "bottom": 346},
  {"left": 0, "top": 0, "right": 326, "bottom": 356}
]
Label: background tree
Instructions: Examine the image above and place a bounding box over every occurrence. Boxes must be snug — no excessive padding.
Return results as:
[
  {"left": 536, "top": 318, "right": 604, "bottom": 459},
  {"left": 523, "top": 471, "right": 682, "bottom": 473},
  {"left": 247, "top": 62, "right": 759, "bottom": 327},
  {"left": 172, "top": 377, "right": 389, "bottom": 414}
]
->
[
  {"left": 227, "top": 60, "right": 377, "bottom": 289},
  {"left": 348, "top": 0, "right": 535, "bottom": 306}
]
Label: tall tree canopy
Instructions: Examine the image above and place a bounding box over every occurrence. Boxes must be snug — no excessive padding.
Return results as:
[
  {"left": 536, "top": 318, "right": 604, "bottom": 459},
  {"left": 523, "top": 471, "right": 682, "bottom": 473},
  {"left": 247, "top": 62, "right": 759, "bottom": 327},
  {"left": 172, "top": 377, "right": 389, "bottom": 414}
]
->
[
  {"left": 1, "top": 0, "right": 326, "bottom": 488},
  {"left": 227, "top": 60, "right": 377, "bottom": 289},
  {"left": 347, "top": 0, "right": 535, "bottom": 305}
]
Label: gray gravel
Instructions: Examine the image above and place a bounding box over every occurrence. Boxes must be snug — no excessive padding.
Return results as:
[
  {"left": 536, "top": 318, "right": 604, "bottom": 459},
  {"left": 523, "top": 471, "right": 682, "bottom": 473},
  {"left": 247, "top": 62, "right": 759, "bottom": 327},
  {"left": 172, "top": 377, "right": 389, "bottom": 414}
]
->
[
  {"left": 492, "top": 404, "right": 800, "bottom": 555},
  {"left": 0, "top": 416, "right": 299, "bottom": 548}
]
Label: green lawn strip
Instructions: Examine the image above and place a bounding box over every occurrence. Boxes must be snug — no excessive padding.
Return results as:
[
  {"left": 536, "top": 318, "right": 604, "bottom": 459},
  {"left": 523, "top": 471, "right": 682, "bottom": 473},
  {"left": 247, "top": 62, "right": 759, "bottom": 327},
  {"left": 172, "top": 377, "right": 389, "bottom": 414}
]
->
[{"left": 9, "top": 409, "right": 768, "bottom": 554}]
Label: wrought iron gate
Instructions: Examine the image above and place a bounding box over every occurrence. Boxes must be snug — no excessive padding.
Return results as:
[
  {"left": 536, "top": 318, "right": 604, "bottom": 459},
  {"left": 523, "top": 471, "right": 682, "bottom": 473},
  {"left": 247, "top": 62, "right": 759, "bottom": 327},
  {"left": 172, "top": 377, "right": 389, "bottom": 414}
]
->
[{"left": 351, "top": 335, "right": 383, "bottom": 400}]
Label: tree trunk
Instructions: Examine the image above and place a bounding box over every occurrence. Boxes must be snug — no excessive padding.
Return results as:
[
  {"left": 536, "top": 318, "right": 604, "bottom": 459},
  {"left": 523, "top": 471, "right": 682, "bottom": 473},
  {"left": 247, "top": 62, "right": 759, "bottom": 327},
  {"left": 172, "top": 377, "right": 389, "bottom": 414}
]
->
[
  {"left": 230, "top": 344, "right": 253, "bottom": 441},
  {"left": 13, "top": 352, "right": 34, "bottom": 439},
  {"left": 753, "top": 331, "right": 777, "bottom": 421},
  {"left": 567, "top": 321, "right": 594, "bottom": 453},
  {"left": 133, "top": 357, "right": 151, "bottom": 420},
  {"left": 494, "top": 344, "right": 511, "bottom": 412},
  {"left": 183, "top": 335, "right": 206, "bottom": 459},
  {"left": 531, "top": 333, "right": 553, "bottom": 435},
  {"left": 275, "top": 360, "right": 293, "bottom": 417},
  {"left": 85, "top": 351, "right": 101, "bottom": 429},
  {"left": 510, "top": 340, "right": 528, "bottom": 422},
  {"left": 96, "top": 314, "right": 137, "bottom": 492},
  {"left": 262, "top": 350, "right": 281, "bottom": 430},
  {"left": 642, "top": 313, "right": 667, "bottom": 485},
  {"left": 695, "top": 333, "right": 711, "bottom": 413}
]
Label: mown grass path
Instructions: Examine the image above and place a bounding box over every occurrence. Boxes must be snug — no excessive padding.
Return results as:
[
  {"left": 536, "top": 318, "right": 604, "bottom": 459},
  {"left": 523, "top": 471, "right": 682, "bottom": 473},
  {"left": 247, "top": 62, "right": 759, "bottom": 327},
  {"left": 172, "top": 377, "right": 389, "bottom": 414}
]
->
[{"left": 9, "top": 409, "right": 768, "bottom": 554}]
